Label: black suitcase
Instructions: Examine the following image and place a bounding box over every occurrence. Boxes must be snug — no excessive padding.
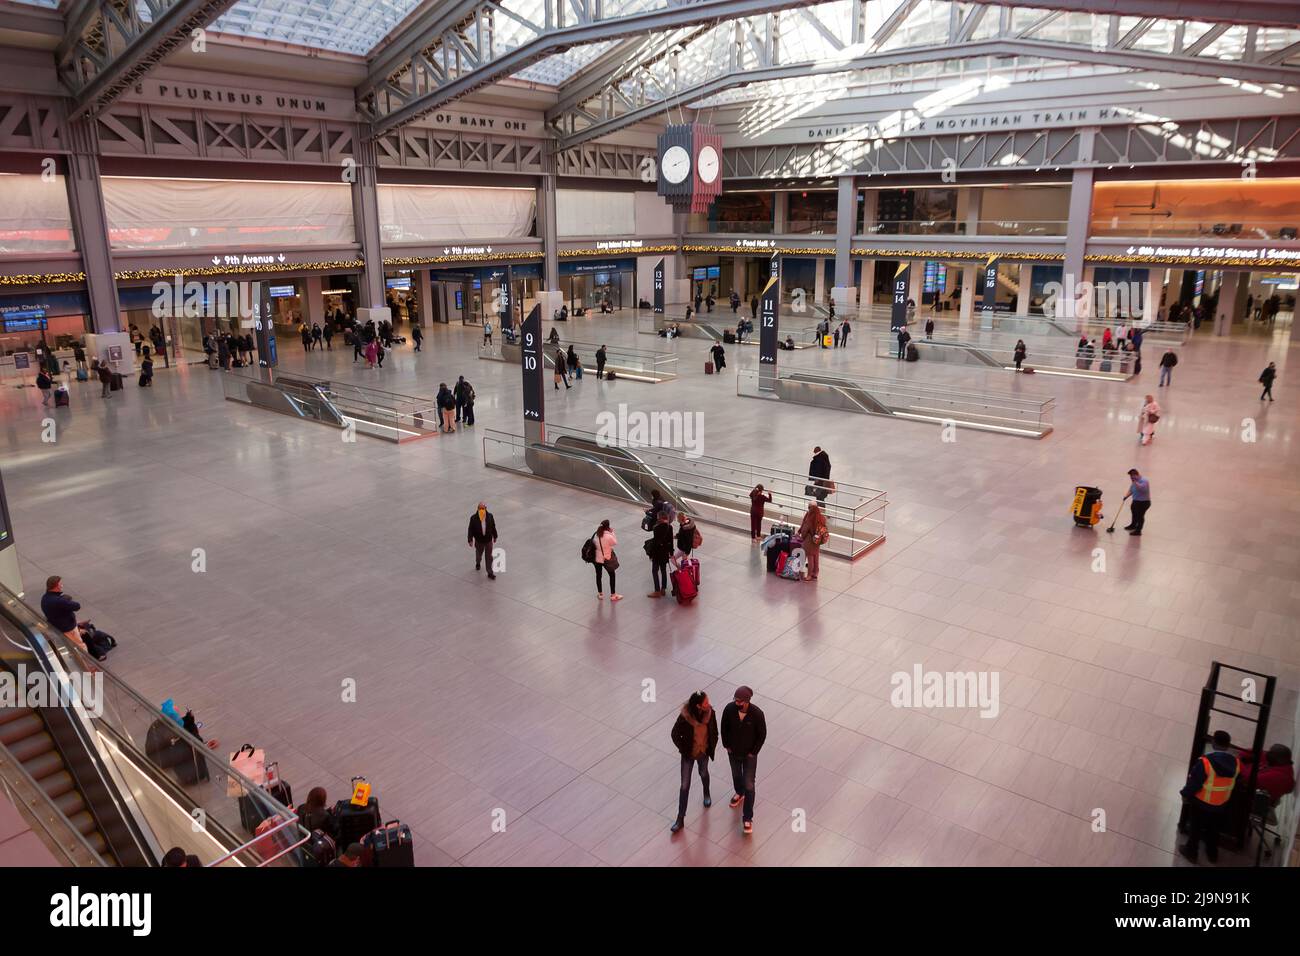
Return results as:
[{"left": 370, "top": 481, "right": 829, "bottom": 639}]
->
[
  {"left": 302, "top": 829, "right": 337, "bottom": 867},
  {"left": 264, "top": 762, "right": 292, "bottom": 807},
  {"left": 362, "top": 820, "right": 415, "bottom": 867},
  {"left": 906, "top": 343, "right": 920, "bottom": 361},
  {"left": 723, "top": 330, "right": 736, "bottom": 343},
  {"left": 239, "top": 792, "right": 272, "bottom": 834},
  {"left": 110, "top": 372, "right": 124, "bottom": 391},
  {"left": 765, "top": 535, "right": 791, "bottom": 573},
  {"left": 332, "top": 777, "right": 381, "bottom": 847}
]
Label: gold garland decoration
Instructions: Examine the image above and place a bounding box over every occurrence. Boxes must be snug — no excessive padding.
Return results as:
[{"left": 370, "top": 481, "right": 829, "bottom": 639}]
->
[
  {"left": 850, "top": 248, "right": 1065, "bottom": 262},
  {"left": 0, "top": 272, "right": 87, "bottom": 286},
  {"left": 383, "top": 252, "right": 545, "bottom": 266},
  {"left": 683, "top": 244, "right": 836, "bottom": 255},
  {"left": 1084, "top": 253, "right": 1300, "bottom": 268},
  {"left": 559, "top": 245, "right": 679, "bottom": 257},
  {"left": 114, "top": 260, "right": 365, "bottom": 281}
]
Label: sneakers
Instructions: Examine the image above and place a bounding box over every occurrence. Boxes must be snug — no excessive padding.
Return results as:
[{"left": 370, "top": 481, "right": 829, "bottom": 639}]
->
[
  {"left": 728, "top": 794, "right": 743, "bottom": 809},
  {"left": 610, "top": 594, "right": 623, "bottom": 602},
  {"left": 597, "top": 593, "right": 604, "bottom": 600},
  {"left": 743, "top": 821, "right": 753, "bottom": 835}
]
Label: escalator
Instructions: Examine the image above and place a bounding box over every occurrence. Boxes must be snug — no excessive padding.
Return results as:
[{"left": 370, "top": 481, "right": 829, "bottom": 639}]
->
[
  {"left": 782, "top": 371, "right": 892, "bottom": 414},
  {"left": 0, "top": 703, "right": 113, "bottom": 862},
  {"left": 550, "top": 434, "right": 690, "bottom": 516}
]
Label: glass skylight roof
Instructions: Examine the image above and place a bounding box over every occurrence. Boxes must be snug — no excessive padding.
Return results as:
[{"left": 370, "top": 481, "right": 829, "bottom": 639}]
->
[{"left": 209, "top": 0, "right": 426, "bottom": 57}]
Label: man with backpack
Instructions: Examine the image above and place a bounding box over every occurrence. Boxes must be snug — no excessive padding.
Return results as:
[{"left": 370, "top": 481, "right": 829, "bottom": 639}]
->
[{"left": 1158, "top": 349, "right": 1178, "bottom": 387}]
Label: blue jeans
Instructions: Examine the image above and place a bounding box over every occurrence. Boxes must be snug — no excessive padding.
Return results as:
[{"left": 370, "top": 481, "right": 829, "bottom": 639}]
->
[
  {"left": 1159, "top": 365, "right": 1171, "bottom": 386},
  {"left": 727, "top": 752, "right": 758, "bottom": 822},
  {"left": 676, "top": 755, "right": 709, "bottom": 820}
]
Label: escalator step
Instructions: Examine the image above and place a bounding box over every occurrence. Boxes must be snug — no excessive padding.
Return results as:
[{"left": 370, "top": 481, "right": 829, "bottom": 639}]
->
[
  {"left": 67, "top": 810, "right": 98, "bottom": 837},
  {"left": 39, "top": 769, "right": 76, "bottom": 801},
  {"left": 22, "top": 750, "right": 65, "bottom": 783},
  {"left": 54, "top": 789, "right": 87, "bottom": 820},
  {"left": 0, "top": 712, "right": 44, "bottom": 746},
  {"left": 0, "top": 705, "right": 37, "bottom": 728},
  {"left": 8, "top": 730, "right": 56, "bottom": 764}
]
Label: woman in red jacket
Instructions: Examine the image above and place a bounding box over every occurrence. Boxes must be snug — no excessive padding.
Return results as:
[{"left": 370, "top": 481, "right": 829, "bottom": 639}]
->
[{"left": 1239, "top": 744, "right": 1295, "bottom": 805}]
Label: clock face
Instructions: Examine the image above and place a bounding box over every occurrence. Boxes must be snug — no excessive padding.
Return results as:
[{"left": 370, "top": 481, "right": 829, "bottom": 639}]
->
[
  {"left": 697, "top": 145, "right": 720, "bottom": 184},
  {"left": 661, "top": 145, "right": 691, "bottom": 185}
]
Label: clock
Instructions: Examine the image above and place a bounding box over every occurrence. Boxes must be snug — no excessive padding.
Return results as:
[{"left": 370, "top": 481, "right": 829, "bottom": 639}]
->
[
  {"left": 696, "top": 145, "right": 719, "bottom": 184},
  {"left": 661, "top": 145, "right": 691, "bottom": 185},
  {"left": 656, "top": 123, "right": 723, "bottom": 213}
]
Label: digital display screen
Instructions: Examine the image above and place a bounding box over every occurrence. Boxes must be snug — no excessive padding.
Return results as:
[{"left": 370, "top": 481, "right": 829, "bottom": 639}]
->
[
  {"left": 385, "top": 277, "right": 411, "bottom": 290},
  {"left": 454, "top": 291, "right": 464, "bottom": 310},
  {"left": 2, "top": 308, "right": 47, "bottom": 332},
  {"left": 594, "top": 273, "right": 610, "bottom": 285},
  {"left": 693, "top": 268, "right": 708, "bottom": 281},
  {"left": 706, "top": 266, "right": 720, "bottom": 279}
]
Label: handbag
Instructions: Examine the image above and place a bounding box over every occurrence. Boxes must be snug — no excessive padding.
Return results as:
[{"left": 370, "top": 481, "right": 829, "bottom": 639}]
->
[
  {"left": 605, "top": 552, "right": 620, "bottom": 572},
  {"left": 643, "top": 538, "right": 655, "bottom": 557},
  {"left": 227, "top": 744, "right": 267, "bottom": 797}
]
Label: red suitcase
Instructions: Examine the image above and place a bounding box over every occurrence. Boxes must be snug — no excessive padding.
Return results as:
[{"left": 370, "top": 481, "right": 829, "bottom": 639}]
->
[
  {"left": 705, "top": 361, "right": 714, "bottom": 375},
  {"left": 670, "top": 567, "right": 697, "bottom": 604}
]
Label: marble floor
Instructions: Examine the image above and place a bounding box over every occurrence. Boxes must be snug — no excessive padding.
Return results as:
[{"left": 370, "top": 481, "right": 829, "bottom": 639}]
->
[{"left": 1, "top": 310, "right": 1297, "bottom": 867}]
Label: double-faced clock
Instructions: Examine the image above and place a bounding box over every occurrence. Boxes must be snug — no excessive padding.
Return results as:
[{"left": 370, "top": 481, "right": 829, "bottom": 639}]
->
[{"left": 656, "top": 123, "right": 723, "bottom": 213}]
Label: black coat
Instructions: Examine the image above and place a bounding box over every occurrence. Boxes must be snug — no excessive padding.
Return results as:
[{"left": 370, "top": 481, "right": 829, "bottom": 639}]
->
[
  {"left": 720, "top": 702, "right": 767, "bottom": 757},
  {"left": 649, "top": 522, "right": 673, "bottom": 562},
  {"left": 809, "top": 451, "right": 831, "bottom": 481},
  {"left": 468, "top": 512, "right": 498, "bottom": 544},
  {"left": 670, "top": 706, "right": 719, "bottom": 760}
]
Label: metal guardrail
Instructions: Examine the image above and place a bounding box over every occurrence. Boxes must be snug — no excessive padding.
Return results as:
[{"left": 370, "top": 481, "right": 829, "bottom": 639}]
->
[
  {"left": 874, "top": 333, "right": 1134, "bottom": 381},
  {"left": 737, "top": 367, "right": 1054, "bottom": 439},
  {"left": 636, "top": 313, "right": 823, "bottom": 348},
  {"left": 222, "top": 368, "right": 440, "bottom": 442},
  {"left": 0, "top": 744, "right": 108, "bottom": 867},
  {"left": 482, "top": 426, "right": 887, "bottom": 560},
  {"left": 480, "top": 337, "right": 678, "bottom": 383}
]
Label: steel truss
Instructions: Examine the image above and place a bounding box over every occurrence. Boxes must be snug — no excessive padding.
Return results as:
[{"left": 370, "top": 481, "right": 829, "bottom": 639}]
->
[
  {"left": 546, "top": 0, "right": 1300, "bottom": 148},
  {"left": 57, "top": 0, "right": 242, "bottom": 118}
]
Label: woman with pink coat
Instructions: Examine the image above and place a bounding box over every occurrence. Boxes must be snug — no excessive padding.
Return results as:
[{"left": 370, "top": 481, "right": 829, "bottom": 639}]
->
[
  {"left": 364, "top": 338, "right": 378, "bottom": 369},
  {"left": 592, "top": 519, "right": 622, "bottom": 601},
  {"left": 1138, "top": 393, "right": 1161, "bottom": 445}
]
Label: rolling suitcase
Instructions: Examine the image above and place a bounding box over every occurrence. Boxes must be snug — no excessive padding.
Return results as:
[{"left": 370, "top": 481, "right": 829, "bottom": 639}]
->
[
  {"left": 362, "top": 820, "right": 415, "bottom": 867},
  {"left": 333, "top": 777, "right": 381, "bottom": 847},
  {"left": 670, "top": 566, "right": 697, "bottom": 604},
  {"left": 110, "top": 372, "right": 124, "bottom": 391},
  {"left": 679, "top": 556, "right": 700, "bottom": 587},
  {"left": 54, "top": 388, "right": 70, "bottom": 407},
  {"left": 302, "top": 829, "right": 337, "bottom": 867},
  {"left": 905, "top": 343, "right": 919, "bottom": 362},
  {"left": 76, "top": 368, "right": 88, "bottom": 382},
  {"left": 723, "top": 331, "right": 736, "bottom": 343},
  {"left": 705, "top": 361, "right": 714, "bottom": 375}
]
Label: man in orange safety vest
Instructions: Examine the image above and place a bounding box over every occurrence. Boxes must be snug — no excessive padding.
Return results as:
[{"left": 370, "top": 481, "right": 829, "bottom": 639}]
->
[{"left": 1178, "top": 730, "right": 1240, "bottom": 864}]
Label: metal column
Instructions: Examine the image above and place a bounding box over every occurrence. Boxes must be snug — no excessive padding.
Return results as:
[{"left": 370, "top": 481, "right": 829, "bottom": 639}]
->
[
  {"left": 63, "top": 116, "right": 121, "bottom": 334},
  {"left": 1063, "top": 167, "right": 1095, "bottom": 333},
  {"left": 351, "top": 134, "right": 386, "bottom": 311},
  {"left": 832, "top": 175, "right": 855, "bottom": 313}
]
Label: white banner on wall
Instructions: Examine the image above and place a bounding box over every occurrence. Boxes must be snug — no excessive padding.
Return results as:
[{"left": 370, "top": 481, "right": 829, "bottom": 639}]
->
[
  {"left": 558, "top": 189, "right": 635, "bottom": 238},
  {"left": 378, "top": 185, "right": 536, "bottom": 243},
  {"left": 102, "top": 177, "right": 355, "bottom": 250},
  {"left": 0, "top": 174, "right": 76, "bottom": 255}
]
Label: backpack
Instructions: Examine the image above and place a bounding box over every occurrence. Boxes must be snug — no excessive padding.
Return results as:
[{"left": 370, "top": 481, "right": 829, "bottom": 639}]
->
[
  {"left": 641, "top": 510, "right": 656, "bottom": 532},
  {"left": 581, "top": 534, "right": 597, "bottom": 564},
  {"left": 781, "top": 548, "right": 807, "bottom": 580},
  {"left": 691, "top": 525, "right": 702, "bottom": 549}
]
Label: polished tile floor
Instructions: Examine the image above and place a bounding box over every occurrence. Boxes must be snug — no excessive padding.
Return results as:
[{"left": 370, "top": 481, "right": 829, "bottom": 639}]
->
[{"left": 1, "top": 310, "right": 1297, "bottom": 867}]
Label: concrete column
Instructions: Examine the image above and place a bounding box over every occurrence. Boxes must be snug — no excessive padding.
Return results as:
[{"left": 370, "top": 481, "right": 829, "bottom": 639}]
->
[
  {"left": 732, "top": 257, "right": 746, "bottom": 297},
  {"left": 1214, "top": 271, "right": 1240, "bottom": 335},
  {"left": 908, "top": 262, "right": 924, "bottom": 313},
  {"left": 814, "top": 257, "right": 828, "bottom": 305},
  {"left": 538, "top": 167, "right": 559, "bottom": 291},
  {"left": 303, "top": 275, "right": 325, "bottom": 326},
  {"left": 958, "top": 264, "right": 978, "bottom": 329},
  {"left": 833, "top": 175, "right": 855, "bottom": 308},
  {"left": 1016, "top": 263, "right": 1033, "bottom": 316},
  {"left": 416, "top": 268, "right": 433, "bottom": 327},
  {"left": 351, "top": 136, "right": 385, "bottom": 310},
  {"left": 774, "top": 191, "right": 789, "bottom": 233},
  {"left": 1063, "top": 167, "right": 1094, "bottom": 332},
  {"left": 63, "top": 117, "right": 121, "bottom": 333},
  {"left": 860, "top": 189, "right": 878, "bottom": 235},
  {"left": 963, "top": 187, "right": 982, "bottom": 236},
  {"left": 858, "top": 258, "right": 875, "bottom": 316}
]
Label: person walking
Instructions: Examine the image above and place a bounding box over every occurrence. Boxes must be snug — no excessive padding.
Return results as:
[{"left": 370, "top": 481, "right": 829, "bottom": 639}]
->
[
  {"left": 1137, "top": 393, "right": 1160, "bottom": 445},
  {"left": 483, "top": 318, "right": 493, "bottom": 346},
  {"left": 591, "top": 519, "right": 621, "bottom": 601},
  {"left": 375, "top": 340, "right": 385, "bottom": 369},
  {"left": 40, "top": 576, "right": 89, "bottom": 654},
  {"left": 312, "top": 323, "right": 323, "bottom": 351},
  {"left": 353, "top": 329, "right": 365, "bottom": 363},
  {"left": 35, "top": 367, "right": 52, "bottom": 406},
  {"left": 720, "top": 686, "right": 766, "bottom": 836},
  {"left": 797, "top": 502, "right": 829, "bottom": 581},
  {"left": 709, "top": 341, "right": 726, "bottom": 373},
  {"left": 300, "top": 325, "right": 313, "bottom": 352},
  {"left": 467, "top": 502, "right": 498, "bottom": 579},
  {"left": 436, "top": 383, "right": 456, "bottom": 432},
  {"left": 1122, "top": 468, "right": 1151, "bottom": 536},
  {"left": 97, "top": 360, "right": 113, "bottom": 399},
  {"left": 669, "top": 691, "right": 718, "bottom": 833},
  {"left": 595, "top": 345, "right": 607, "bottom": 380},
  {"left": 646, "top": 510, "right": 674, "bottom": 598},
  {"left": 554, "top": 348, "right": 570, "bottom": 389},
  {"left": 1260, "top": 362, "right": 1277, "bottom": 401},
  {"left": 322, "top": 322, "right": 334, "bottom": 351},
  {"left": 924, "top": 317, "right": 935, "bottom": 340},
  {"left": 566, "top": 345, "right": 581, "bottom": 380},
  {"left": 808, "top": 446, "right": 832, "bottom": 502},
  {"left": 838, "top": 319, "right": 851, "bottom": 348},
  {"left": 1014, "top": 339, "right": 1027, "bottom": 371},
  {"left": 749, "top": 295, "right": 758, "bottom": 321},
  {"left": 218, "top": 334, "right": 231, "bottom": 370},
  {"left": 73, "top": 343, "right": 87, "bottom": 373},
  {"left": 411, "top": 324, "right": 423, "bottom": 352},
  {"left": 1158, "top": 349, "right": 1178, "bottom": 387},
  {"left": 1178, "top": 730, "right": 1240, "bottom": 864},
  {"left": 749, "top": 484, "right": 772, "bottom": 540},
  {"left": 896, "top": 324, "right": 911, "bottom": 361},
  {"left": 364, "top": 338, "right": 378, "bottom": 370}
]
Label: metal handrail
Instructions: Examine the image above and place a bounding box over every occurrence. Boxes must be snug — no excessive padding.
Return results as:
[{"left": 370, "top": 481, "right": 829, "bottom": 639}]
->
[
  {"left": 779, "top": 366, "right": 1054, "bottom": 414},
  {"left": 205, "top": 814, "right": 307, "bottom": 868},
  {"left": 875, "top": 332, "right": 1135, "bottom": 368}
]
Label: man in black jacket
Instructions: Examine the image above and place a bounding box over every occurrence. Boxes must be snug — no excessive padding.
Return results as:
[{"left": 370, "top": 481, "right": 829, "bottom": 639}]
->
[
  {"left": 467, "top": 503, "right": 498, "bottom": 579},
  {"left": 720, "top": 685, "right": 766, "bottom": 835},
  {"left": 808, "top": 446, "right": 832, "bottom": 502},
  {"left": 595, "top": 345, "right": 607, "bottom": 380},
  {"left": 40, "top": 576, "right": 88, "bottom": 653}
]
